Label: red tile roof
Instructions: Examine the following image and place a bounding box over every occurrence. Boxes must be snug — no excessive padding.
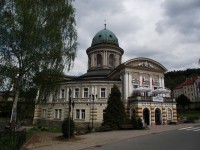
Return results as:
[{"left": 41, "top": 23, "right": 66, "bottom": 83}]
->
[{"left": 175, "top": 76, "right": 198, "bottom": 89}]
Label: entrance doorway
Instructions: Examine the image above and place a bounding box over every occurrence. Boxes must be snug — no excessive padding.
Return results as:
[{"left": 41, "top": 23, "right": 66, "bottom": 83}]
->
[
  {"left": 155, "top": 108, "right": 161, "bottom": 125},
  {"left": 143, "top": 108, "right": 150, "bottom": 125}
]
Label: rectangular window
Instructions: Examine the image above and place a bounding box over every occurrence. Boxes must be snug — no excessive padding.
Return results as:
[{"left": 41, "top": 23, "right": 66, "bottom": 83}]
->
[
  {"left": 42, "top": 109, "right": 46, "bottom": 118},
  {"left": 100, "top": 88, "right": 106, "bottom": 98},
  {"left": 76, "top": 109, "right": 85, "bottom": 119},
  {"left": 83, "top": 88, "right": 89, "bottom": 98},
  {"left": 75, "top": 88, "right": 79, "bottom": 98},
  {"left": 55, "top": 109, "right": 62, "bottom": 119},
  {"left": 76, "top": 109, "right": 80, "bottom": 119},
  {"left": 81, "top": 109, "right": 85, "bottom": 119},
  {"left": 61, "top": 89, "right": 65, "bottom": 98}
]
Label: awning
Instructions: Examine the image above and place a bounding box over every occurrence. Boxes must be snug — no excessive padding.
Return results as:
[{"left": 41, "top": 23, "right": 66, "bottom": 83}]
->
[{"left": 152, "top": 87, "right": 171, "bottom": 94}]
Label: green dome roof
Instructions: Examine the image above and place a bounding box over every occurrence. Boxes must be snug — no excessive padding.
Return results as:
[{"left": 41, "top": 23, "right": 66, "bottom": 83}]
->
[{"left": 91, "top": 29, "right": 119, "bottom": 46}]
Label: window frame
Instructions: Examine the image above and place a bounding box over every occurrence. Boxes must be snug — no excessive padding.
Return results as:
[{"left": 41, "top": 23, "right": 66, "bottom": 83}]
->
[
  {"left": 83, "top": 88, "right": 89, "bottom": 98},
  {"left": 74, "top": 88, "right": 80, "bottom": 98},
  {"left": 61, "top": 89, "right": 65, "bottom": 98},
  {"left": 76, "top": 109, "right": 85, "bottom": 120},
  {"left": 54, "top": 109, "right": 62, "bottom": 119},
  {"left": 100, "top": 88, "right": 106, "bottom": 98}
]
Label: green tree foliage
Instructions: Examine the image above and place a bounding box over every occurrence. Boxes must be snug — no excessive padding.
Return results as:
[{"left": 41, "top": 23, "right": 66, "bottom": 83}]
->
[
  {"left": 137, "top": 117, "right": 143, "bottom": 129},
  {"left": 176, "top": 94, "right": 190, "bottom": 111},
  {"left": 131, "top": 115, "right": 143, "bottom": 129},
  {"left": 0, "top": 0, "right": 77, "bottom": 125},
  {"left": 103, "top": 84, "right": 127, "bottom": 129},
  {"left": 62, "top": 117, "right": 75, "bottom": 138},
  {"left": 165, "top": 68, "right": 200, "bottom": 90},
  {"left": 131, "top": 115, "right": 138, "bottom": 129}
]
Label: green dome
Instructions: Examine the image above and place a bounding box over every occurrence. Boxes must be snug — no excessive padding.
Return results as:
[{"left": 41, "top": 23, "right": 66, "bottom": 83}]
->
[{"left": 91, "top": 29, "right": 119, "bottom": 46}]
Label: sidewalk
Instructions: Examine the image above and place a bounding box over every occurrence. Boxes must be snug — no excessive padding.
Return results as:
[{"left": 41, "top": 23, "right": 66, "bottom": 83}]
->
[{"left": 23, "top": 123, "right": 200, "bottom": 150}]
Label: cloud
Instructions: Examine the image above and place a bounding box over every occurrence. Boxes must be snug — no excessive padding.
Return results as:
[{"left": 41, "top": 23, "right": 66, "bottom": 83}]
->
[
  {"left": 67, "top": 0, "right": 200, "bottom": 76},
  {"left": 156, "top": 0, "right": 200, "bottom": 43}
]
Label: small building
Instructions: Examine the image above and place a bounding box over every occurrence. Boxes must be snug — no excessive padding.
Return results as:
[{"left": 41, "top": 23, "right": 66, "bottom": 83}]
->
[
  {"left": 173, "top": 76, "right": 200, "bottom": 102},
  {"left": 0, "top": 91, "right": 14, "bottom": 102},
  {"left": 33, "top": 27, "right": 177, "bottom": 128}
]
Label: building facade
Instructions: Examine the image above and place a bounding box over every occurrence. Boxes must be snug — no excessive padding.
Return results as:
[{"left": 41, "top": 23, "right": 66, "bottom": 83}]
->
[
  {"left": 33, "top": 27, "right": 177, "bottom": 128},
  {"left": 173, "top": 76, "right": 200, "bottom": 102}
]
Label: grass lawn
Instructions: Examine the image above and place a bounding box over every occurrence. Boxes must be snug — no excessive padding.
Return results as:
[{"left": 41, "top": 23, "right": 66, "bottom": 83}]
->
[
  {"left": 28, "top": 126, "right": 61, "bottom": 133},
  {"left": 178, "top": 111, "right": 200, "bottom": 118}
]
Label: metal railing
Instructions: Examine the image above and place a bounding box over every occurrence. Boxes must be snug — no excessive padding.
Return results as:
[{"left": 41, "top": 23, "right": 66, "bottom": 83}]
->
[{"left": 0, "top": 129, "right": 26, "bottom": 150}]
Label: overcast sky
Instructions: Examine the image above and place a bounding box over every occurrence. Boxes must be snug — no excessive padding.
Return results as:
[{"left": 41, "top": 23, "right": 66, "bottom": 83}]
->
[{"left": 67, "top": 0, "right": 200, "bottom": 76}]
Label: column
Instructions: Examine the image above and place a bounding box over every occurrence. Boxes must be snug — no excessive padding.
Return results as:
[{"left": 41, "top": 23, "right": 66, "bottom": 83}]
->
[
  {"left": 173, "top": 104, "right": 178, "bottom": 122},
  {"left": 159, "top": 76, "right": 162, "bottom": 87},
  {"left": 104, "top": 51, "right": 106, "bottom": 66},
  {"left": 128, "top": 72, "right": 133, "bottom": 96},
  {"left": 150, "top": 75, "right": 152, "bottom": 90},
  {"left": 125, "top": 71, "right": 129, "bottom": 102},
  {"left": 161, "top": 76, "right": 165, "bottom": 88},
  {"left": 162, "top": 107, "right": 166, "bottom": 125},
  {"left": 66, "top": 87, "right": 69, "bottom": 101},
  {"left": 151, "top": 107, "right": 155, "bottom": 125},
  {"left": 139, "top": 73, "right": 143, "bottom": 86}
]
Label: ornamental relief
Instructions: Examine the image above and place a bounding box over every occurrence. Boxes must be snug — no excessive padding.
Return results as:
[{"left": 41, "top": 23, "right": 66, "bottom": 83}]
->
[
  {"left": 126, "top": 60, "right": 163, "bottom": 72},
  {"left": 138, "top": 61, "right": 154, "bottom": 69}
]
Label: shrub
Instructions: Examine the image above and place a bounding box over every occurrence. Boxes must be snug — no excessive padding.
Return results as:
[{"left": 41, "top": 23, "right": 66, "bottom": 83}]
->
[
  {"left": 131, "top": 115, "right": 143, "bottom": 129},
  {"left": 62, "top": 117, "right": 75, "bottom": 138},
  {"left": 131, "top": 115, "right": 138, "bottom": 129},
  {"left": 137, "top": 117, "right": 143, "bottom": 129}
]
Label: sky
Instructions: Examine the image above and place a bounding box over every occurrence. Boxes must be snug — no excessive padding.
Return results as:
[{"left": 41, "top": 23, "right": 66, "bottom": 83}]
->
[{"left": 67, "top": 0, "right": 200, "bottom": 76}]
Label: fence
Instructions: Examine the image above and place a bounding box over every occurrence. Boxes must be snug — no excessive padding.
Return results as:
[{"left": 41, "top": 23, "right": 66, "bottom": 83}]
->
[{"left": 0, "top": 129, "right": 26, "bottom": 150}]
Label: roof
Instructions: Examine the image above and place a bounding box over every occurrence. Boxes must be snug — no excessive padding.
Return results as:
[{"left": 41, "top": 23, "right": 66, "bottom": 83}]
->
[
  {"left": 91, "top": 29, "right": 119, "bottom": 46},
  {"left": 78, "top": 69, "right": 112, "bottom": 79},
  {"left": 175, "top": 76, "right": 198, "bottom": 89}
]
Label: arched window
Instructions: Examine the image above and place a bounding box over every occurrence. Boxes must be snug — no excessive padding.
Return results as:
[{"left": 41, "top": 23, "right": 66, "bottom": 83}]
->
[
  {"left": 109, "top": 54, "right": 114, "bottom": 67},
  {"left": 97, "top": 54, "right": 102, "bottom": 67}
]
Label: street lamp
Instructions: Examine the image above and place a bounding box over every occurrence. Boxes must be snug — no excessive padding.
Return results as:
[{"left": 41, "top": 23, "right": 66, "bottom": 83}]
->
[
  {"left": 72, "top": 100, "right": 75, "bottom": 120},
  {"left": 68, "top": 89, "right": 72, "bottom": 139},
  {"left": 91, "top": 94, "right": 94, "bottom": 131}
]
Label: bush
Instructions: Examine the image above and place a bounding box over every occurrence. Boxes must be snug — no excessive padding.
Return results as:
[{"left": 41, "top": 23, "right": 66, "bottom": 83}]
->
[
  {"left": 137, "top": 117, "right": 143, "bottom": 129},
  {"left": 131, "top": 115, "right": 143, "bottom": 129},
  {"left": 62, "top": 117, "right": 75, "bottom": 138},
  {"left": 131, "top": 115, "right": 138, "bottom": 129}
]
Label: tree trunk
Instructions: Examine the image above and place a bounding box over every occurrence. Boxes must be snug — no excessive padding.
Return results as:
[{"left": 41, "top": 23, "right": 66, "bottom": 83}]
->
[{"left": 10, "top": 75, "right": 23, "bottom": 131}]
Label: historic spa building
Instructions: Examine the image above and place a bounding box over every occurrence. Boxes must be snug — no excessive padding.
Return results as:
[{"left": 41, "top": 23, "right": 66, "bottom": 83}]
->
[{"left": 33, "top": 27, "right": 177, "bottom": 128}]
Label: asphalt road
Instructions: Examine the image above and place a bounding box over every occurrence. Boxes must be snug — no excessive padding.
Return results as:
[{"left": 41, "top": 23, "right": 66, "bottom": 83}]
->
[{"left": 85, "top": 125, "right": 200, "bottom": 150}]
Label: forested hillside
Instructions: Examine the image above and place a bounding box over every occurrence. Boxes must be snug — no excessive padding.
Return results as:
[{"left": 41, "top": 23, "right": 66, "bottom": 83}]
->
[{"left": 165, "top": 68, "right": 200, "bottom": 90}]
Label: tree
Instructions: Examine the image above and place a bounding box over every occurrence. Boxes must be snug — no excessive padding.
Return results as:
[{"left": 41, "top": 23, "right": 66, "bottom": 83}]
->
[
  {"left": 176, "top": 94, "right": 190, "bottom": 111},
  {"left": 0, "top": 0, "right": 77, "bottom": 129},
  {"left": 103, "top": 84, "right": 127, "bottom": 129},
  {"left": 62, "top": 117, "right": 75, "bottom": 138}
]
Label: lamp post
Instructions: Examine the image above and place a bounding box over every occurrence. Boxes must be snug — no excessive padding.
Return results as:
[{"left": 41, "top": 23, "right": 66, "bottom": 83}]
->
[
  {"left": 72, "top": 100, "right": 75, "bottom": 120},
  {"left": 68, "top": 89, "right": 72, "bottom": 139},
  {"left": 91, "top": 94, "right": 95, "bottom": 131}
]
